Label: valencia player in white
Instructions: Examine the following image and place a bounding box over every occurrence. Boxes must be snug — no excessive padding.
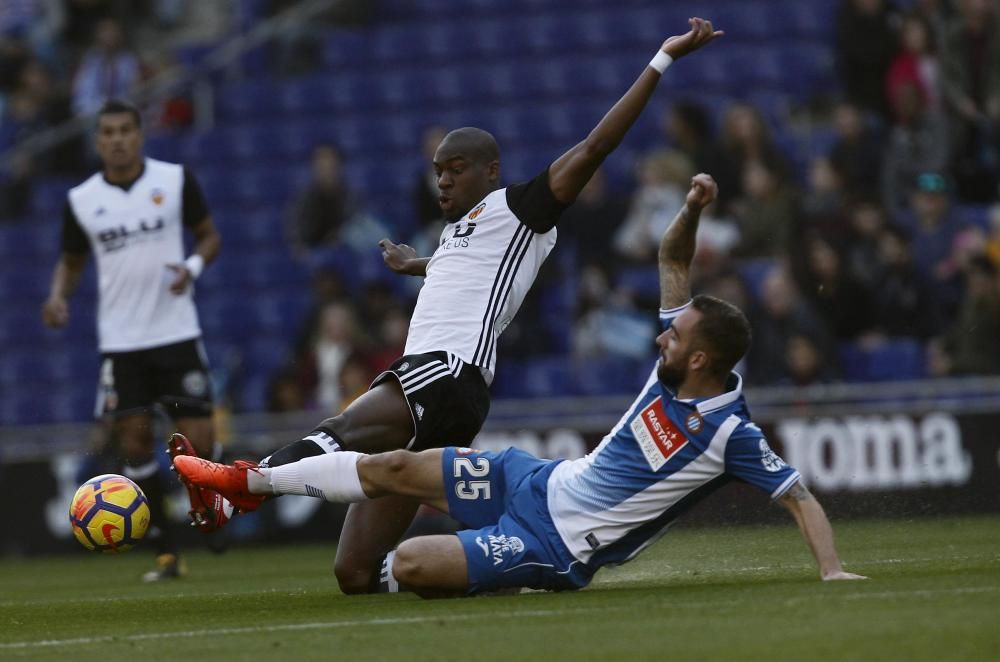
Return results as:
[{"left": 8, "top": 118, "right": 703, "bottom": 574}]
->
[
  {"left": 172, "top": 18, "right": 724, "bottom": 594},
  {"left": 174, "top": 172, "right": 868, "bottom": 595},
  {"left": 42, "top": 100, "right": 221, "bottom": 581}
]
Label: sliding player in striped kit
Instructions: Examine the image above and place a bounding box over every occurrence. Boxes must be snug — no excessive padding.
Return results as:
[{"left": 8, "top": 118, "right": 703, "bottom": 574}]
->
[
  {"left": 171, "top": 18, "right": 724, "bottom": 594},
  {"left": 175, "top": 173, "right": 868, "bottom": 596}
]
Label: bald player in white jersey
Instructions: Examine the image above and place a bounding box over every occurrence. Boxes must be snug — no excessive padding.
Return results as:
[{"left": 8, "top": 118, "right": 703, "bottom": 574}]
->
[
  {"left": 170, "top": 18, "right": 724, "bottom": 595},
  {"left": 175, "top": 173, "right": 868, "bottom": 596},
  {"left": 43, "top": 99, "right": 221, "bottom": 581}
]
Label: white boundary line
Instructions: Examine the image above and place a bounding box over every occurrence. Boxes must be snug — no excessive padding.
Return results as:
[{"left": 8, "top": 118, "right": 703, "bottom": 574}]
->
[{"left": 3, "top": 586, "right": 999, "bottom": 650}]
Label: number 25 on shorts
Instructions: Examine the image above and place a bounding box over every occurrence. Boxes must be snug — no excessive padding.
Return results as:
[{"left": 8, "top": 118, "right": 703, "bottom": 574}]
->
[{"left": 453, "top": 456, "right": 491, "bottom": 500}]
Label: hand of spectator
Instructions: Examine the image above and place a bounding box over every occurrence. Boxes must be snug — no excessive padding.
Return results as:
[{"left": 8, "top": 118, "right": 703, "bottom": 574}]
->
[
  {"left": 661, "top": 17, "right": 723, "bottom": 60},
  {"left": 685, "top": 173, "right": 718, "bottom": 213},
  {"left": 165, "top": 263, "right": 193, "bottom": 294},
  {"left": 41, "top": 296, "right": 69, "bottom": 328},
  {"left": 379, "top": 238, "right": 419, "bottom": 275}
]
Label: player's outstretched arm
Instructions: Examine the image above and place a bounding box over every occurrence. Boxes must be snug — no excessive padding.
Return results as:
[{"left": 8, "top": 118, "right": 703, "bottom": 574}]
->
[
  {"left": 379, "top": 238, "right": 430, "bottom": 277},
  {"left": 41, "top": 252, "right": 87, "bottom": 328},
  {"left": 658, "top": 173, "right": 717, "bottom": 310},
  {"left": 779, "top": 482, "right": 868, "bottom": 581},
  {"left": 547, "top": 17, "right": 722, "bottom": 205}
]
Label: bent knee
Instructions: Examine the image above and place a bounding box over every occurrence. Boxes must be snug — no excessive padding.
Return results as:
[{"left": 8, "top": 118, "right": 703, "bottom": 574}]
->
[
  {"left": 333, "top": 557, "right": 376, "bottom": 595},
  {"left": 391, "top": 542, "right": 426, "bottom": 586}
]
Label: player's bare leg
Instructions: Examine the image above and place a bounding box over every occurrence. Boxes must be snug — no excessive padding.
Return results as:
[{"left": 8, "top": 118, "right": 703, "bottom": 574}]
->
[
  {"left": 391, "top": 535, "right": 469, "bottom": 598},
  {"left": 118, "top": 412, "right": 184, "bottom": 580},
  {"left": 275, "top": 379, "right": 415, "bottom": 459},
  {"left": 334, "top": 497, "right": 420, "bottom": 594},
  {"left": 175, "top": 448, "right": 449, "bottom": 508}
]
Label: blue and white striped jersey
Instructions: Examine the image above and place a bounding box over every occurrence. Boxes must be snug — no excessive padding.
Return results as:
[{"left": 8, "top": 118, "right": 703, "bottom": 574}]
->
[{"left": 542, "top": 301, "right": 801, "bottom": 568}]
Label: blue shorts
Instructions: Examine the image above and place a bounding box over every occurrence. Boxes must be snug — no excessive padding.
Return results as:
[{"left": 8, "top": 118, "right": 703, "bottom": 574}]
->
[{"left": 442, "top": 447, "right": 594, "bottom": 594}]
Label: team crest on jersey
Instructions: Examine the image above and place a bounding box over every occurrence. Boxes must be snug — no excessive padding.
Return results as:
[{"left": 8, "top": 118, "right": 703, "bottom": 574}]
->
[
  {"left": 468, "top": 202, "right": 486, "bottom": 220},
  {"left": 630, "top": 396, "right": 689, "bottom": 471},
  {"left": 151, "top": 188, "right": 165, "bottom": 205},
  {"left": 685, "top": 411, "right": 703, "bottom": 434},
  {"left": 398, "top": 362, "right": 409, "bottom": 372}
]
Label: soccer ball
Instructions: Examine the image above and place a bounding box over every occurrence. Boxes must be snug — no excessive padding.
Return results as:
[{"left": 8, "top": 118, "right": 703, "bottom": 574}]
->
[{"left": 69, "top": 474, "right": 150, "bottom": 553}]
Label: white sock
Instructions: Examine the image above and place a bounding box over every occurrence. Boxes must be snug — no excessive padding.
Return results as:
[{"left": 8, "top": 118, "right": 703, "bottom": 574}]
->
[
  {"left": 380, "top": 550, "right": 400, "bottom": 593},
  {"left": 252, "top": 452, "right": 369, "bottom": 502}
]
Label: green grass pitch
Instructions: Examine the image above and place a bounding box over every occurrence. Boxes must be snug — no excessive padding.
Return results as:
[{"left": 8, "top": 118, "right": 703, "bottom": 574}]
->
[{"left": 2, "top": 516, "right": 998, "bottom": 661}]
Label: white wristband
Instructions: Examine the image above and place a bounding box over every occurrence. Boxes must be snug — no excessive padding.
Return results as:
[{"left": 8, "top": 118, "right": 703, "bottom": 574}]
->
[
  {"left": 184, "top": 254, "right": 205, "bottom": 280},
  {"left": 649, "top": 50, "right": 673, "bottom": 74}
]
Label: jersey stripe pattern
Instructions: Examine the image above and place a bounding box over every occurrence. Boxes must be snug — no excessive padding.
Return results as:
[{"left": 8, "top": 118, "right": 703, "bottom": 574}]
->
[
  {"left": 66, "top": 158, "right": 201, "bottom": 352},
  {"left": 541, "top": 302, "right": 801, "bottom": 568},
  {"left": 404, "top": 188, "right": 557, "bottom": 383}
]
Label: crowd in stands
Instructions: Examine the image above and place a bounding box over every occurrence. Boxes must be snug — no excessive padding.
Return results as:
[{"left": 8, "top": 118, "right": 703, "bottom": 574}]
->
[{"left": 2, "top": 0, "right": 999, "bottom": 422}]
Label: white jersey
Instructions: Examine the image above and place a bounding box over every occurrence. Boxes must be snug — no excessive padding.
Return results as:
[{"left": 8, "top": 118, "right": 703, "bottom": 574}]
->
[
  {"left": 63, "top": 158, "right": 209, "bottom": 353},
  {"left": 404, "top": 169, "right": 566, "bottom": 382}
]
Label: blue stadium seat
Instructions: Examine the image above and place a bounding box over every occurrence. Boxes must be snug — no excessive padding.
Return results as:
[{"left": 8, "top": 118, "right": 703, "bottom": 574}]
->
[
  {"left": 322, "top": 29, "right": 369, "bottom": 68},
  {"left": 840, "top": 339, "right": 926, "bottom": 382},
  {"left": 218, "top": 80, "right": 281, "bottom": 121}
]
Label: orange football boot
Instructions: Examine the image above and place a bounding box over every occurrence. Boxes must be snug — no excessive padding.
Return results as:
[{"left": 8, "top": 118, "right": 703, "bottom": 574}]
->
[
  {"left": 167, "top": 433, "right": 233, "bottom": 532},
  {"left": 172, "top": 455, "right": 268, "bottom": 513}
]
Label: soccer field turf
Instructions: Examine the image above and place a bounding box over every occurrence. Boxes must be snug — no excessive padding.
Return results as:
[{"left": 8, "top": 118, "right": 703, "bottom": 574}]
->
[{"left": 1, "top": 516, "right": 998, "bottom": 661}]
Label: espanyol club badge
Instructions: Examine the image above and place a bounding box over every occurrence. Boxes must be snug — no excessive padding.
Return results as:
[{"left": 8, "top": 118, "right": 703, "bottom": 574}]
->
[{"left": 685, "top": 411, "right": 703, "bottom": 434}]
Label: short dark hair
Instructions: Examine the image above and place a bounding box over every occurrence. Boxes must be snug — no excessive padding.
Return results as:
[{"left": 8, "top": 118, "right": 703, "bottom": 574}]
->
[
  {"left": 690, "top": 294, "right": 752, "bottom": 378},
  {"left": 97, "top": 99, "right": 141, "bottom": 128}
]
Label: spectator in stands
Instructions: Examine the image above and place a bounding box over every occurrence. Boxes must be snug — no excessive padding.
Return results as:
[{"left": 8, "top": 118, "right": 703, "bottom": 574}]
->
[
  {"left": 558, "top": 167, "right": 628, "bottom": 273},
  {"left": 287, "top": 143, "right": 363, "bottom": 255},
  {"left": 747, "top": 266, "right": 833, "bottom": 385},
  {"left": 794, "top": 234, "right": 875, "bottom": 341},
  {"left": 730, "top": 160, "right": 798, "bottom": 259},
  {"left": 871, "top": 224, "right": 939, "bottom": 338},
  {"left": 844, "top": 199, "right": 890, "bottom": 288},
  {"left": 886, "top": 13, "right": 941, "bottom": 114},
  {"left": 898, "top": 173, "right": 964, "bottom": 302},
  {"left": 836, "top": 0, "right": 901, "bottom": 118},
  {"left": 62, "top": 0, "right": 119, "bottom": 54},
  {"left": 572, "top": 265, "right": 652, "bottom": 360},
  {"left": 710, "top": 102, "right": 788, "bottom": 214},
  {"left": 928, "top": 254, "right": 1000, "bottom": 375},
  {"left": 801, "top": 155, "right": 849, "bottom": 240},
  {"left": 881, "top": 80, "right": 951, "bottom": 212},
  {"left": 786, "top": 334, "right": 839, "bottom": 386},
  {"left": 71, "top": 18, "right": 141, "bottom": 115},
  {"left": 614, "top": 149, "right": 694, "bottom": 264},
  {"left": 267, "top": 367, "right": 307, "bottom": 412},
  {"left": 367, "top": 306, "right": 409, "bottom": 373},
  {"left": 939, "top": 0, "right": 1000, "bottom": 202},
  {"left": 314, "top": 301, "right": 359, "bottom": 414},
  {"left": 662, "top": 100, "right": 715, "bottom": 174},
  {"left": 829, "top": 102, "right": 884, "bottom": 202}
]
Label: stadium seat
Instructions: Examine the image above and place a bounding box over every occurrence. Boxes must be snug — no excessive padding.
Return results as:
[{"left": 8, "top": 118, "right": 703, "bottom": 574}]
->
[{"left": 839, "top": 339, "right": 926, "bottom": 382}]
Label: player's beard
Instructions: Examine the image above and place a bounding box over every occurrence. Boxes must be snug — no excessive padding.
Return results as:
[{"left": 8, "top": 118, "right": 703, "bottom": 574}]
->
[{"left": 657, "top": 357, "right": 687, "bottom": 390}]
